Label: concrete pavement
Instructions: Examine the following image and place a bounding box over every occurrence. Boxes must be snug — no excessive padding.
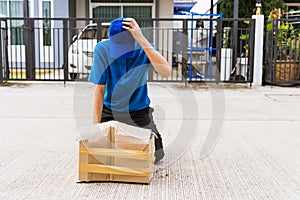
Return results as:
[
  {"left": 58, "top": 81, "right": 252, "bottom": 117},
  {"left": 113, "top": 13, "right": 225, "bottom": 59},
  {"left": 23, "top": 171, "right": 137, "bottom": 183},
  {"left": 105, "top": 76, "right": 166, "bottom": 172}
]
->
[{"left": 0, "top": 82, "right": 300, "bottom": 199}]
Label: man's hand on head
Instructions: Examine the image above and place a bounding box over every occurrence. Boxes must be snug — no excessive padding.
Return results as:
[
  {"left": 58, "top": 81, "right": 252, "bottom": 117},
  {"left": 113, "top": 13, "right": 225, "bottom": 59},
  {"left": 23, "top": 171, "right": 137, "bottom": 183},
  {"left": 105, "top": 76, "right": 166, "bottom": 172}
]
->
[
  {"left": 121, "top": 18, "right": 171, "bottom": 78},
  {"left": 121, "top": 18, "right": 144, "bottom": 43}
]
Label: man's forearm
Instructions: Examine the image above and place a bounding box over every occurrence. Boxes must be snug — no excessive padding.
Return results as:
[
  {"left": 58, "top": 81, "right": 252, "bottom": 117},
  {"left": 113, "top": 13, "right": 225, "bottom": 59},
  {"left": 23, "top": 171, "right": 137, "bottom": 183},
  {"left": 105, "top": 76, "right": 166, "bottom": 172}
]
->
[
  {"left": 94, "top": 100, "right": 103, "bottom": 123},
  {"left": 93, "top": 85, "right": 105, "bottom": 123},
  {"left": 138, "top": 36, "right": 171, "bottom": 78}
]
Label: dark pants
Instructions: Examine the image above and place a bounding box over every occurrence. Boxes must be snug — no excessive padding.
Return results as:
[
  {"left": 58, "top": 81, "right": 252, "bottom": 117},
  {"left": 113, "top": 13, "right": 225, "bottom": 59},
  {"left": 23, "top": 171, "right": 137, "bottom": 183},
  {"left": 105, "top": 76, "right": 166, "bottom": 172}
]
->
[{"left": 101, "top": 105, "right": 164, "bottom": 163}]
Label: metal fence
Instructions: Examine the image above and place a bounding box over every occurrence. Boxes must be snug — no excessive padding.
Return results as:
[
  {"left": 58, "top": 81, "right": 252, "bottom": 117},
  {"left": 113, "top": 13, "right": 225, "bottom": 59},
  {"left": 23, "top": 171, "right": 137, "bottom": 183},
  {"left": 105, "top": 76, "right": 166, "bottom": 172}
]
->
[
  {"left": 264, "top": 18, "right": 300, "bottom": 86},
  {"left": 0, "top": 17, "right": 255, "bottom": 84},
  {"left": 216, "top": 18, "right": 255, "bottom": 83},
  {"left": 0, "top": 19, "right": 8, "bottom": 84}
]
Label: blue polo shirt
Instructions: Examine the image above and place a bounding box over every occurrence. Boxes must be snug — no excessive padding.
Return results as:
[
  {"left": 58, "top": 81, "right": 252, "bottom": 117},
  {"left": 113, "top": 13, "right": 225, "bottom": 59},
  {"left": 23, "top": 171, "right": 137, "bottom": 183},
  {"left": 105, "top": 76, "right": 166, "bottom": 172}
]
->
[{"left": 88, "top": 40, "right": 154, "bottom": 112}]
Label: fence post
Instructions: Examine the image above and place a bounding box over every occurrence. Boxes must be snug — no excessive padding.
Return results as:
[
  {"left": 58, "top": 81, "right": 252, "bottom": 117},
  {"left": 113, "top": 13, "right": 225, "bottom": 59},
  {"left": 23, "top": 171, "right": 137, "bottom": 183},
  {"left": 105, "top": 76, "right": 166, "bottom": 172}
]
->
[
  {"left": 25, "top": 18, "right": 36, "bottom": 80},
  {"left": 95, "top": 19, "right": 102, "bottom": 42},
  {"left": 0, "top": 23, "right": 3, "bottom": 84},
  {"left": 147, "top": 19, "right": 155, "bottom": 82},
  {"left": 63, "top": 19, "right": 69, "bottom": 82},
  {"left": 215, "top": 19, "right": 222, "bottom": 83},
  {"left": 252, "top": 15, "right": 264, "bottom": 86},
  {"left": 183, "top": 19, "right": 188, "bottom": 86}
]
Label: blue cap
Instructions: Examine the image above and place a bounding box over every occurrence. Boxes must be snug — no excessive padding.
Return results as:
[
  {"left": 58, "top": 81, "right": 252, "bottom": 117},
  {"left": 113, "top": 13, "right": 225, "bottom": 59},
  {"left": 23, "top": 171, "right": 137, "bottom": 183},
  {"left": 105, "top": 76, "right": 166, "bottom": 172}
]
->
[{"left": 109, "top": 18, "right": 135, "bottom": 58}]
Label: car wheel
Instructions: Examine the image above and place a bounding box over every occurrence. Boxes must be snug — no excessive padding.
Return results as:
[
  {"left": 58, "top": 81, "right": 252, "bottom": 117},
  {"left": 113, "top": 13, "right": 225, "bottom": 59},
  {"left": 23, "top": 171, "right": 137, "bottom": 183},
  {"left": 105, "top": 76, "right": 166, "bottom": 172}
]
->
[{"left": 70, "top": 73, "right": 78, "bottom": 80}]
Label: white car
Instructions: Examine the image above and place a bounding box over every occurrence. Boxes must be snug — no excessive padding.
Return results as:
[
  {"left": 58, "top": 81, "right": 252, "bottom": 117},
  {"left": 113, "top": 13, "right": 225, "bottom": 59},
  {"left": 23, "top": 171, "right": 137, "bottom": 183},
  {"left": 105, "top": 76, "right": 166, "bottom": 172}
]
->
[{"left": 68, "top": 23, "right": 109, "bottom": 80}]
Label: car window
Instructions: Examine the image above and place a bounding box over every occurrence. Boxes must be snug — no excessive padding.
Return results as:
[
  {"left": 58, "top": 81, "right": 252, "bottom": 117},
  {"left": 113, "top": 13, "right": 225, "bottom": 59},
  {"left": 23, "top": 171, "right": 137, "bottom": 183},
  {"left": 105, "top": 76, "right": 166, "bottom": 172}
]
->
[
  {"left": 80, "top": 28, "right": 96, "bottom": 39},
  {"left": 79, "top": 26, "right": 109, "bottom": 40},
  {"left": 102, "top": 27, "right": 108, "bottom": 39}
]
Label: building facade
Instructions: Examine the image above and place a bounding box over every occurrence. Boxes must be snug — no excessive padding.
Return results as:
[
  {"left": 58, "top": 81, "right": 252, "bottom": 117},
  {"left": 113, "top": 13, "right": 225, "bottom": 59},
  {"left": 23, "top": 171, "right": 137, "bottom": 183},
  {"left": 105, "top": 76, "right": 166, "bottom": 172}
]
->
[
  {"left": 0, "top": 0, "right": 174, "bottom": 19},
  {"left": 0, "top": 0, "right": 174, "bottom": 70}
]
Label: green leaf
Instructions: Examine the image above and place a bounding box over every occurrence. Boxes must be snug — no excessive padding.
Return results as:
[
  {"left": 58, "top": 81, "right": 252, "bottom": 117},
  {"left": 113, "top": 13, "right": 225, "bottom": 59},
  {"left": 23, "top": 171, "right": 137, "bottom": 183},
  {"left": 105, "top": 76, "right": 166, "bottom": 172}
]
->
[{"left": 240, "top": 34, "right": 248, "bottom": 40}]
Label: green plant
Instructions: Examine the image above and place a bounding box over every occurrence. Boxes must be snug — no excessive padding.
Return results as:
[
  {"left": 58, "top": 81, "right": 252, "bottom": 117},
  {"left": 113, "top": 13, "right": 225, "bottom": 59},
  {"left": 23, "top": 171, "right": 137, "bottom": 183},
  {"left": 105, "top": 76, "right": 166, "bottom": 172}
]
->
[
  {"left": 276, "top": 23, "right": 300, "bottom": 60},
  {"left": 267, "top": 8, "right": 300, "bottom": 61},
  {"left": 220, "top": 0, "right": 286, "bottom": 19}
]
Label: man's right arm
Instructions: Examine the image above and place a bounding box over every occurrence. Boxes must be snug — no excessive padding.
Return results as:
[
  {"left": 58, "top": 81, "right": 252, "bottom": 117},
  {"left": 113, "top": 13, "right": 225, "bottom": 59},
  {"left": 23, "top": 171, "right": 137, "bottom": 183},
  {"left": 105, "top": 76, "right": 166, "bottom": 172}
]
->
[{"left": 93, "top": 84, "right": 105, "bottom": 123}]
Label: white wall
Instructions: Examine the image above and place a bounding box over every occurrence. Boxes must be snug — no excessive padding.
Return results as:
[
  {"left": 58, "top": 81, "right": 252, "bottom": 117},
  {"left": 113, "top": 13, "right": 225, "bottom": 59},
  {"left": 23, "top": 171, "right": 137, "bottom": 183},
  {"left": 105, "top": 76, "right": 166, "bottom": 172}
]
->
[
  {"left": 76, "top": 0, "right": 88, "bottom": 28},
  {"left": 53, "top": 0, "right": 69, "bottom": 17},
  {"left": 76, "top": 0, "right": 86, "bottom": 18},
  {"left": 157, "top": 0, "right": 173, "bottom": 18}
]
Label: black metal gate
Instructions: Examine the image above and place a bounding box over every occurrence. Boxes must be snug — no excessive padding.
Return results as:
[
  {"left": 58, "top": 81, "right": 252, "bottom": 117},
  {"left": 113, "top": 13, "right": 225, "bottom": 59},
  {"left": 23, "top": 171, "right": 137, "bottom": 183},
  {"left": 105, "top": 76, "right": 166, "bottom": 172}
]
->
[
  {"left": 149, "top": 18, "right": 255, "bottom": 84},
  {"left": 215, "top": 18, "right": 255, "bottom": 84},
  {"left": 0, "top": 19, "right": 8, "bottom": 83},
  {"left": 0, "top": 17, "right": 255, "bottom": 84},
  {"left": 264, "top": 18, "right": 300, "bottom": 86}
]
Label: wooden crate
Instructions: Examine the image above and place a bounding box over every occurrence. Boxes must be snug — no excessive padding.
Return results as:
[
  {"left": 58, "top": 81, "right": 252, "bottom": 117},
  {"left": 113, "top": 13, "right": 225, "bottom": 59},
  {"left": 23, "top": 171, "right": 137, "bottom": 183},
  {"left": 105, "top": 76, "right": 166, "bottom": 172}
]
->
[{"left": 78, "top": 122, "right": 154, "bottom": 184}]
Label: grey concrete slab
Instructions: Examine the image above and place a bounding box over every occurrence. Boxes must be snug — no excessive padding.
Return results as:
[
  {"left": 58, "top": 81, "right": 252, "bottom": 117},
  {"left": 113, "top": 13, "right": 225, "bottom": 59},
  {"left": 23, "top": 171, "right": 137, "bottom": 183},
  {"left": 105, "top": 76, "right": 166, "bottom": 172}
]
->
[{"left": 0, "top": 82, "right": 300, "bottom": 200}]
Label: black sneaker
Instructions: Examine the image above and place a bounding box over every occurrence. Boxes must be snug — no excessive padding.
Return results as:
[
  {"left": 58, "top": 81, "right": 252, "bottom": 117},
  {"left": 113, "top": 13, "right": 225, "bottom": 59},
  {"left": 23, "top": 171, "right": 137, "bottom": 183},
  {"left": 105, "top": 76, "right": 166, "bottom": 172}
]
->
[
  {"left": 154, "top": 148, "right": 165, "bottom": 164},
  {"left": 154, "top": 133, "right": 165, "bottom": 164}
]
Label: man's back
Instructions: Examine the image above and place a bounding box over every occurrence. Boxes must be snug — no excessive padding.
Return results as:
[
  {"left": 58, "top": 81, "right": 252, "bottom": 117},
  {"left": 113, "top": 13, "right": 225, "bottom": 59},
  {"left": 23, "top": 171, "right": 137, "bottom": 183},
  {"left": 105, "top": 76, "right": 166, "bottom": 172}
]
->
[{"left": 89, "top": 40, "right": 153, "bottom": 112}]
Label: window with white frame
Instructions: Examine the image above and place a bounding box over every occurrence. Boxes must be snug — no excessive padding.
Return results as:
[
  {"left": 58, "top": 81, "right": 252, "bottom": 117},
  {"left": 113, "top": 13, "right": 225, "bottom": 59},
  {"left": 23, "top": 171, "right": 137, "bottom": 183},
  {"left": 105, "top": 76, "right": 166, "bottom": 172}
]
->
[
  {"left": 0, "top": 0, "right": 7, "bottom": 17},
  {"left": 91, "top": 0, "right": 154, "bottom": 26},
  {"left": 42, "top": 0, "right": 52, "bottom": 46},
  {"left": 0, "top": 0, "right": 31, "bottom": 45}
]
